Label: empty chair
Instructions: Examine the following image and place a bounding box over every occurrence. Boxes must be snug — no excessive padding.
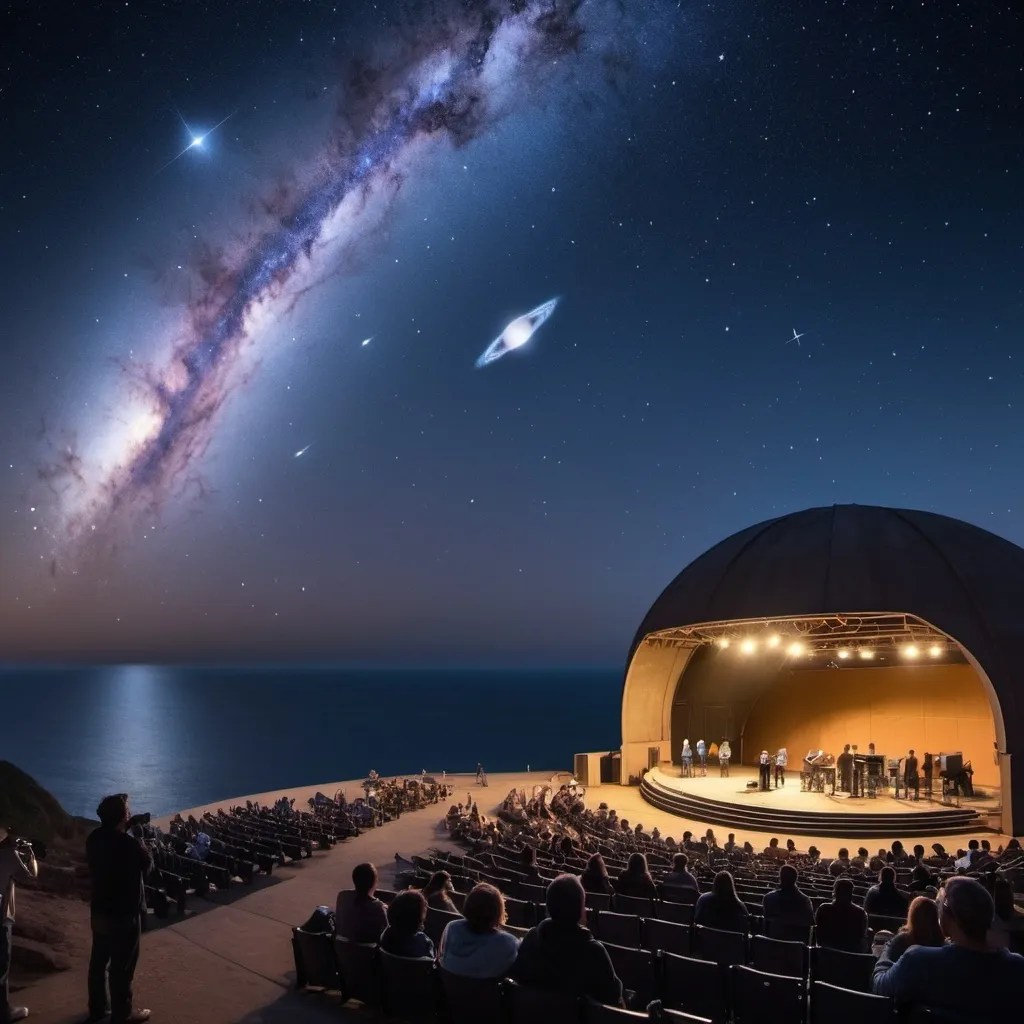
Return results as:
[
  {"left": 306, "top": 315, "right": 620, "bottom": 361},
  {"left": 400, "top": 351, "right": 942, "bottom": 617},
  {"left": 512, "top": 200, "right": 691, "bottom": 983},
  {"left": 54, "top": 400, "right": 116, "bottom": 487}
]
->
[
  {"left": 751, "top": 934, "right": 808, "bottom": 980},
  {"left": 810, "top": 945, "right": 876, "bottom": 993},
  {"left": 661, "top": 952, "right": 727, "bottom": 1024},
  {"left": 582, "top": 999, "right": 647, "bottom": 1022},
  {"left": 334, "top": 936, "right": 380, "bottom": 1005},
  {"left": 603, "top": 943, "right": 657, "bottom": 1010},
  {"left": 426, "top": 906, "right": 462, "bottom": 948},
  {"left": 505, "top": 979, "right": 579, "bottom": 1024},
  {"left": 658, "top": 900, "right": 695, "bottom": 925},
  {"left": 505, "top": 897, "right": 535, "bottom": 928},
  {"left": 811, "top": 981, "right": 894, "bottom": 1024},
  {"left": 614, "top": 893, "right": 654, "bottom": 918},
  {"left": 504, "top": 924, "right": 530, "bottom": 940},
  {"left": 586, "top": 891, "right": 613, "bottom": 913},
  {"left": 291, "top": 927, "right": 339, "bottom": 989},
  {"left": 520, "top": 883, "right": 548, "bottom": 904},
  {"left": 598, "top": 911, "right": 642, "bottom": 948},
  {"left": 378, "top": 949, "right": 438, "bottom": 1019},
  {"left": 694, "top": 924, "right": 748, "bottom": 967},
  {"left": 440, "top": 968, "right": 505, "bottom": 1024},
  {"left": 643, "top": 917, "right": 692, "bottom": 957},
  {"left": 376, "top": 888, "right": 398, "bottom": 904},
  {"left": 730, "top": 965, "right": 805, "bottom": 1024}
]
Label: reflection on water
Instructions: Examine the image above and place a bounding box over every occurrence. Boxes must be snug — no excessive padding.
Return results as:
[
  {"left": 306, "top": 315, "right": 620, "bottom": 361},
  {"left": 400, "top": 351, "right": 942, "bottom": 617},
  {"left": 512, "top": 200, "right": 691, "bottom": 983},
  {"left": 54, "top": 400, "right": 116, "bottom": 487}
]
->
[{"left": 0, "top": 666, "right": 619, "bottom": 817}]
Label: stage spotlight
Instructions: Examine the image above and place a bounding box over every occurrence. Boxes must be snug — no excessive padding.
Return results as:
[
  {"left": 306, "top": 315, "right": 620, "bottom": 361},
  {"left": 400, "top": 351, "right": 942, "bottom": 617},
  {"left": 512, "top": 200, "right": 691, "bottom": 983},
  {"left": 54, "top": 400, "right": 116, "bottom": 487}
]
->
[
  {"left": 904, "top": 645, "right": 919, "bottom": 658},
  {"left": 859, "top": 648, "right": 875, "bottom": 659},
  {"left": 837, "top": 648, "right": 850, "bottom": 659},
  {"left": 766, "top": 634, "right": 780, "bottom": 648},
  {"left": 740, "top": 639, "right": 756, "bottom": 654},
  {"left": 717, "top": 638, "right": 730, "bottom": 649},
  {"left": 929, "top": 645, "right": 942, "bottom": 657},
  {"left": 787, "top": 641, "right": 805, "bottom": 657}
]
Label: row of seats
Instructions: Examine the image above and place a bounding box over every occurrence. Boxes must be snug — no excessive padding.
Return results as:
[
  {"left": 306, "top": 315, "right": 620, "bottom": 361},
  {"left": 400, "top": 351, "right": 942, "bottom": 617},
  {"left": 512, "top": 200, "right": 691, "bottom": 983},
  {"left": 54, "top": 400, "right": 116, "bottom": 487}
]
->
[{"left": 292, "top": 929, "right": 910, "bottom": 1023}]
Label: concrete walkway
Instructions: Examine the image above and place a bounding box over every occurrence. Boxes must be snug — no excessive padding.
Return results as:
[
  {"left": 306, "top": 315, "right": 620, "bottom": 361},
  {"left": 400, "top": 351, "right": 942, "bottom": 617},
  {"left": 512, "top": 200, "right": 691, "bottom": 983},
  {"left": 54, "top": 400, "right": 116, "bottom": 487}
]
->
[{"left": 20, "top": 772, "right": 546, "bottom": 1024}]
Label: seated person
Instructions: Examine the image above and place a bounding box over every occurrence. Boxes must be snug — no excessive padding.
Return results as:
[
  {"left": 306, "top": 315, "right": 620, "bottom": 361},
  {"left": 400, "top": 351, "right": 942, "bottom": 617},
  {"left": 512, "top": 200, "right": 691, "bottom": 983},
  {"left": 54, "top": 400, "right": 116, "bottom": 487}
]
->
[
  {"left": 762, "top": 838, "right": 787, "bottom": 860},
  {"left": 614, "top": 853, "right": 658, "bottom": 900},
  {"left": 662, "top": 853, "right": 698, "bottom": 891},
  {"left": 864, "top": 866, "right": 911, "bottom": 919},
  {"left": 815, "top": 877, "right": 867, "bottom": 953},
  {"left": 336, "top": 862, "right": 388, "bottom": 943},
  {"left": 439, "top": 883, "right": 519, "bottom": 978},
  {"left": 694, "top": 870, "right": 749, "bottom": 934},
  {"left": 580, "top": 853, "right": 615, "bottom": 896},
  {"left": 512, "top": 874, "right": 623, "bottom": 1007},
  {"left": 762, "top": 864, "right": 814, "bottom": 928},
  {"left": 828, "top": 848, "right": 851, "bottom": 876},
  {"left": 881, "top": 895, "right": 945, "bottom": 964},
  {"left": 380, "top": 889, "right": 434, "bottom": 958},
  {"left": 421, "top": 870, "right": 459, "bottom": 912},
  {"left": 873, "top": 877, "right": 1024, "bottom": 1015}
]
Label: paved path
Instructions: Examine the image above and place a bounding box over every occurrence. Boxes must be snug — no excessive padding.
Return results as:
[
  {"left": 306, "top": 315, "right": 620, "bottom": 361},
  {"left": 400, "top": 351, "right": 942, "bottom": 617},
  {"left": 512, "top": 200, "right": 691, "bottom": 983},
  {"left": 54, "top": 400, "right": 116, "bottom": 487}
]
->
[{"left": 20, "top": 772, "right": 546, "bottom": 1024}]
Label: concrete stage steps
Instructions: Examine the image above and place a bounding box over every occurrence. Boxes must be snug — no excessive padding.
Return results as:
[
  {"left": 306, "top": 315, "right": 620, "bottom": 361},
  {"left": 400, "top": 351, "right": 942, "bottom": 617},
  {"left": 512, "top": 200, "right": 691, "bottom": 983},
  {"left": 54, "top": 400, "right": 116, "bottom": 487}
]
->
[{"left": 640, "top": 774, "right": 984, "bottom": 838}]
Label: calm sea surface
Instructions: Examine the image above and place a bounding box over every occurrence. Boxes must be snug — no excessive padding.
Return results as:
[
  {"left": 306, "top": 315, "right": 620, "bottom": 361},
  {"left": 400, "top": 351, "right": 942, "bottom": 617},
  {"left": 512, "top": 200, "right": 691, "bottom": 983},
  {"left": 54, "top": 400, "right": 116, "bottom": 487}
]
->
[{"left": 0, "top": 666, "right": 620, "bottom": 818}]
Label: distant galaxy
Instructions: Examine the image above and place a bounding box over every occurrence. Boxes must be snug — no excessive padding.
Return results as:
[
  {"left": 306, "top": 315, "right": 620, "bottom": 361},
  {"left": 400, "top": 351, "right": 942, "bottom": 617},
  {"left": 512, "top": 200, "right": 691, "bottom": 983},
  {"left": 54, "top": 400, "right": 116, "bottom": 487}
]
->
[
  {"left": 476, "top": 298, "right": 559, "bottom": 368},
  {"left": 36, "top": 1, "right": 591, "bottom": 564}
]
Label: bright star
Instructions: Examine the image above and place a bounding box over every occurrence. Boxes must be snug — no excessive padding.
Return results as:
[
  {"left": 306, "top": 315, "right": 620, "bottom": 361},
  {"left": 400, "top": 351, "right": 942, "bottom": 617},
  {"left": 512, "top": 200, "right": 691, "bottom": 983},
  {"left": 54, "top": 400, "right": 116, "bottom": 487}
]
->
[{"left": 157, "top": 109, "right": 236, "bottom": 173}]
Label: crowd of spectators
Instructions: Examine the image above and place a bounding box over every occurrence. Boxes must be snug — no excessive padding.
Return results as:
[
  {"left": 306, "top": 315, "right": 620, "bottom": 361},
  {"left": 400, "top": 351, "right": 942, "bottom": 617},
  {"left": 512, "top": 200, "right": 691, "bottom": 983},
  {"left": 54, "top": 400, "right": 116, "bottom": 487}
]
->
[{"left": 314, "top": 781, "right": 1024, "bottom": 1017}]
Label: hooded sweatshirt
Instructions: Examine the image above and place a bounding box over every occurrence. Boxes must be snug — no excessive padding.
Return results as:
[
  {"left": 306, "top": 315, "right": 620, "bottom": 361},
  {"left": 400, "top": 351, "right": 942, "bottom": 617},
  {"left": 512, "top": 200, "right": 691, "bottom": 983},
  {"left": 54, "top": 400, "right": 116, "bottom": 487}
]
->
[
  {"left": 512, "top": 918, "right": 623, "bottom": 1006},
  {"left": 439, "top": 919, "right": 519, "bottom": 978}
]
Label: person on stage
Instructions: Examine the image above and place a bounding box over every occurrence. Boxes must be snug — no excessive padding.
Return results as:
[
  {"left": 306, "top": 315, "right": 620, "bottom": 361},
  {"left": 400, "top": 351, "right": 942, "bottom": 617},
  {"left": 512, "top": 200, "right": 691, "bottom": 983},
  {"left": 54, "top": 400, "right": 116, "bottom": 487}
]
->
[
  {"left": 696, "top": 739, "right": 707, "bottom": 777},
  {"left": 774, "top": 748, "right": 788, "bottom": 788},
  {"left": 904, "top": 749, "right": 920, "bottom": 801},
  {"left": 759, "top": 750, "right": 772, "bottom": 792},
  {"left": 719, "top": 740, "right": 732, "bottom": 777},
  {"left": 838, "top": 744, "right": 854, "bottom": 793},
  {"left": 681, "top": 740, "right": 693, "bottom": 778}
]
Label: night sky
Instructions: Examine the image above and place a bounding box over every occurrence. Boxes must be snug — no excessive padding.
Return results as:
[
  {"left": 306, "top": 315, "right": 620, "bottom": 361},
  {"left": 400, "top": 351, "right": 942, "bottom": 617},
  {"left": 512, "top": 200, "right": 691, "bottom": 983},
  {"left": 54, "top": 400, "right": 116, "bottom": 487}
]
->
[{"left": 1, "top": 1, "right": 1021, "bottom": 664}]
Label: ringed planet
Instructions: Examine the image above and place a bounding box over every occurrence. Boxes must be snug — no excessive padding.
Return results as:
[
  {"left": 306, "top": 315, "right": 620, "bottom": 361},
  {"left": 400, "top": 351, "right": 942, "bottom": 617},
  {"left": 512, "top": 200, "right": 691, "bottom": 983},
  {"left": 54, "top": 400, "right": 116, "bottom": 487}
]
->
[{"left": 475, "top": 298, "right": 559, "bottom": 368}]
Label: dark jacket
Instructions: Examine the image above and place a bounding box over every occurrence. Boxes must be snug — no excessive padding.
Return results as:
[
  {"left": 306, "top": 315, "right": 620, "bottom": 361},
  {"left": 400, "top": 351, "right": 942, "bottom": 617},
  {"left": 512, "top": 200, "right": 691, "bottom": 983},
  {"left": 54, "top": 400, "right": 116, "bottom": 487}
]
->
[
  {"left": 694, "top": 892, "right": 749, "bottom": 933},
  {"left": 864, "top": 883, "right": 910, "bottom": 920},
  {"left": 380, "top": 926, "right": 435, "bottom": 959},
  {"left": 512, "top": 918, "right": 622, "bottom": 1006},
  {"left": 762, "top": 885, "right": 815, "bottom": 927},
  {"left": 86, "top": 826, "right": 153, "bottom": 925},
  {"left": 614, "top": 872, "right": 658, "bottom": 900},
  {"left": 580, "top": 872, "right": 614, "bottom": 896},
  {"left": 426, "top": 890, "right": 458, "bottom": 913},
  {"left": 815, "top": 900, "right": 868, "bottom": 953}
]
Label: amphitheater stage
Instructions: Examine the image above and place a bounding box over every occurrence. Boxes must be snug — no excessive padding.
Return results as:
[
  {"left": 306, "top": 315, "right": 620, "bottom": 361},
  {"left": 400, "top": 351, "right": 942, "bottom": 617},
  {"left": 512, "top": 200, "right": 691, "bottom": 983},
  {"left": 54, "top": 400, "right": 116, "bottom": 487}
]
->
[{"left": 639, "top": 765, "right": 998, "bottom": 839}]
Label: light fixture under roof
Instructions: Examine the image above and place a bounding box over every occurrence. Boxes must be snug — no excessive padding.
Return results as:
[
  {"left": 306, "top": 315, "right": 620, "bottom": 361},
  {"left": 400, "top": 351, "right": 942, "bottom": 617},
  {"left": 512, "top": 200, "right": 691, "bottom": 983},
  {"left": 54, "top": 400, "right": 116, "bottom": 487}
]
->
[
  {"left": 766, "top": 634, "right": 780, "bottom": 648},
  {"left": 717, "top": 638, "right": 730, "bottom": 649},
  {"left": 859, "top": 648, "right": 875, "bottom": 659},
  {"left": 740, "top": 639, "right": 756, "bottom": 654},
  {"left": 904, "top": 645, "right": 919, "bottom": 658},
  {"left": 787, "top": 641, "right": 805, "bottom": 657},
  {"left": 929, "top": 645, "right": 942, "bottom": 657},
  {"left": 837, "top": 648, "right": 850, "bottom": 659}
]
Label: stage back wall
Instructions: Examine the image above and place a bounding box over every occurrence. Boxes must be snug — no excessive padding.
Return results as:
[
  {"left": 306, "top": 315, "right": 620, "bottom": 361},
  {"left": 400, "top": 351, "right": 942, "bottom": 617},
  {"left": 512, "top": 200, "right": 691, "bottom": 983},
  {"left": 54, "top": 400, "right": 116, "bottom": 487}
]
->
[{"left": 743, "top": 664, "right": 997, "bottom": 787}]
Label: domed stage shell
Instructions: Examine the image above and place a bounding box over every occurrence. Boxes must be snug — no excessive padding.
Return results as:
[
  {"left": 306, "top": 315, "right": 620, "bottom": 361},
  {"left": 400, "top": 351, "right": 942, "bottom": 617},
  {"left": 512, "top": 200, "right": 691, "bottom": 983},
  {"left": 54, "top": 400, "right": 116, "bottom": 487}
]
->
[{"left": 620, "top": 504, "right": 1024, "bottom": 836}]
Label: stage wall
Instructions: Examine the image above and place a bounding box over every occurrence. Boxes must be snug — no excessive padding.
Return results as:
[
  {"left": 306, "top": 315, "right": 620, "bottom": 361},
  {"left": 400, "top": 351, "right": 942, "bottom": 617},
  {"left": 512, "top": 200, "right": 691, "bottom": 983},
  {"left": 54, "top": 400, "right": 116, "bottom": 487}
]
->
[{"left": 743, "top": 663, "right": 998, "bottom": 787}]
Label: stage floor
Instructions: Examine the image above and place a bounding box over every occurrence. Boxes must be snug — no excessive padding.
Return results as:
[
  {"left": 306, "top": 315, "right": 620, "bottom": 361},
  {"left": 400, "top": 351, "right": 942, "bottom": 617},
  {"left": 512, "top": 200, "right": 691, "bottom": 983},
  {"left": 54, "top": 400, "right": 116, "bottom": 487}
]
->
[{"left": 653, "top": 765, "right": 988, "bottom": 815}]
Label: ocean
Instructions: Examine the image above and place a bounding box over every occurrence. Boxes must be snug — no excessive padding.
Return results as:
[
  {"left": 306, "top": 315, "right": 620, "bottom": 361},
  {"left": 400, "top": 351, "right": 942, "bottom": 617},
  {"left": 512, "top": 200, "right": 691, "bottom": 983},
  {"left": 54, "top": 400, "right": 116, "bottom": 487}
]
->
[{"left": 0, "top": 666, "right": 621, "bottom": 818}]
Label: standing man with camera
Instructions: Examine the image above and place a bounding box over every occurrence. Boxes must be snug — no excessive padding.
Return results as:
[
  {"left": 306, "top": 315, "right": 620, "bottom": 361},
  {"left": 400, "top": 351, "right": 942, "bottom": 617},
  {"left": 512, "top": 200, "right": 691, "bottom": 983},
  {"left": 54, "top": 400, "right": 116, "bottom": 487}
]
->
[
  {"left": 0, "top": 829, "right": 39, "bottom": 1022},
  {"left": 86, "top": 794, "right": 153, "bottom": 1024}
]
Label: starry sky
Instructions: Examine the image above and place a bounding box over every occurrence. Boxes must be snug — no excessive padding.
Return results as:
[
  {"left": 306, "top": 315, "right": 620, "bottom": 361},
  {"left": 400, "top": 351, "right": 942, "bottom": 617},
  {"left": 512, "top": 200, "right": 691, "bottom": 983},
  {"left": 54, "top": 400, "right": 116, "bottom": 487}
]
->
[{"left": 1, "top": 0, "right": 1021, "bottom": 665}]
